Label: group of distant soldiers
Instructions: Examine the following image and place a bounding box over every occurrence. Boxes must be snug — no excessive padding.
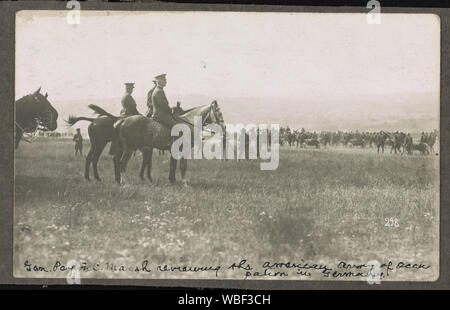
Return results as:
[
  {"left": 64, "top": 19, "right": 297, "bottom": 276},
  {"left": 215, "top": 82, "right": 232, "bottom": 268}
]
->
[{"left": 280, "top": 127, "right": 438, "bottom": 155}]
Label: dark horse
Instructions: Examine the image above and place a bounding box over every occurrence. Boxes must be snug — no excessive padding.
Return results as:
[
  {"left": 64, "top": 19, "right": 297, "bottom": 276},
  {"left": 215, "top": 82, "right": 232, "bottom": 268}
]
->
[
  {"left": 67, "top": 115, "right": 113, "bottom": 181},
  {"left": 67, "top": 104, "right": 184, "bottom": 181},
  {"left": 88, "top": 101, "right": 225, "bottom": 184},
  {"left": 15, "top": 87, "right": 58, "bottom": 148}
]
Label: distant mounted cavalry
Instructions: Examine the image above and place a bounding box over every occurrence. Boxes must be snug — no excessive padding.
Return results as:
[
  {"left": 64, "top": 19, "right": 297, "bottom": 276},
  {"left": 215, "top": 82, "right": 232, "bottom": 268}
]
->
[
  {"left": 279, "top": 127, "right": 438, "bottom": 156},
  {"left": 421, "top": 131, "right": 438, "bottom": 154}
]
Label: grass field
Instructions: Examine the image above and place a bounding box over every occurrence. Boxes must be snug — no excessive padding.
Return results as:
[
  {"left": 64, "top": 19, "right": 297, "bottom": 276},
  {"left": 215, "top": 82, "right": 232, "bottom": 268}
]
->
[{"left": 14, "top": 138, "right": 439, "bottom": 281}]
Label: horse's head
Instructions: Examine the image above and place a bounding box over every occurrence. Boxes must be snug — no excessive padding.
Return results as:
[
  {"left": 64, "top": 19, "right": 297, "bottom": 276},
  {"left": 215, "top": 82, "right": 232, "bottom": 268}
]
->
[
  {"left": 177, "top": 100, "right": 225, "bottom": 134},
  {"left": 29, "top": 87, "right": 58, "bottom": 131},
  {"left": 207, "top": 100, "right": 225, "bottom": 130}
]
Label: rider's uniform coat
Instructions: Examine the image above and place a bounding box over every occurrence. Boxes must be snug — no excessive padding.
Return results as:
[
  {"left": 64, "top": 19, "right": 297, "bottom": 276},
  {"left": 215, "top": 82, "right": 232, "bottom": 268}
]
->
[
  {"left": 120, "top": 93, "right": 139, "bottom": 117},
  {"left": 151, "top": 86, "right": 176, "bottom": 128},
  {"left": 146, "top": 84, "right": 157, "bottom": 118}
]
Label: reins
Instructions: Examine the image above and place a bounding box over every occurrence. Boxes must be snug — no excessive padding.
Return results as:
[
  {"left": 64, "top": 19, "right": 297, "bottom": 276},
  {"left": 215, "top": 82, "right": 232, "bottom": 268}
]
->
[
  {"left": 175, "top": 104, "right": 224, "bottom": 140},
  {"left": 15, "top": 110, "right": 51, "bottom": 144},
  {"left": 15, "top": 120, "right": 40, "bottom": 143}
]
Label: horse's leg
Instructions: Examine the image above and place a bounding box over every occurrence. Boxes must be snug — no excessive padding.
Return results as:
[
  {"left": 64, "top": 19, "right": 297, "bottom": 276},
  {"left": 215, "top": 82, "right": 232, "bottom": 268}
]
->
[
  {"left": 169, "top": 154, "right": 178, "bottom": 183},
  {"left": 113, "top": 148, "right": 123, "bottom": 184},
  {"left": 92, "top": 141, "right": 107, "bottom": 181},
  {"left": 119, "top": 149, "right": 133, "bottom": 173},
  {"left": 180, "top": 158, "right": 188, "bottom": 186},
  {"left": 146, "top": 148, "right": 153, "bottom": 182},
  {"left": 85, "top": 145, "right": 94, "bottom": 181},
  {"left": 139, "top": 151, "right": 147, "bottom": 181}
]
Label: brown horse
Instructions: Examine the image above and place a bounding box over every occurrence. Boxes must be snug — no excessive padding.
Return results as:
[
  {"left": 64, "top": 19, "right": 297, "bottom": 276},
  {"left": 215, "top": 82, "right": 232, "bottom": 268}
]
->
[
  {"left": 67, "top": 104, "right": 184, "bottom": 181},
  {"left": 94, "top": 101, "right": 225, "bottom": 184},
  {"left": 15, "top": 87, "right": 58, "bottom": 148}
]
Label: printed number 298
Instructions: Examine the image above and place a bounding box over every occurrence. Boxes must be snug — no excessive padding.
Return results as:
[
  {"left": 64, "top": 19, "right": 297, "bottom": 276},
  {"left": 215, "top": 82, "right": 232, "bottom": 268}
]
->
[{"left": 384, "top": 218, "right": 399, "bottom": 227}]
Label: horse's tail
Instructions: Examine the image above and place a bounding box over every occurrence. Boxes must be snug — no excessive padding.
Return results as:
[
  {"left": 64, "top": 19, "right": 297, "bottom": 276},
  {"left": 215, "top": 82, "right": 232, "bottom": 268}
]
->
[
  {"left": 66, "top": 115, "right": 96, "bottom": 127},
  {"left": 88, "top": 104, "right": 119, "bottom": 120}
]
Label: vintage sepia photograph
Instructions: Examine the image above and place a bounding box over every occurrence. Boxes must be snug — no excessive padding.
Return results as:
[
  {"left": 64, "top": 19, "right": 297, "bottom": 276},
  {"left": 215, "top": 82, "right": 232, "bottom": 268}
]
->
[{"left": 13, "top": 10, "right": 440, "bottom": 282}]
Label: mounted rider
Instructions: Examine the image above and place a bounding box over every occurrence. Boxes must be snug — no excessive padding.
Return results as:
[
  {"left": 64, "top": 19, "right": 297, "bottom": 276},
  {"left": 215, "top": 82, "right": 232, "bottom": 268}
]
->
[
  {"left": 114, "top": 82, "right": 140, "bottom": 128},
  {"left": 151, "top": 74, "right": 178, "bottom": 129},
  {"left": 121, "top": 83, "right": 139, "bottom": 116},
  {"left": 110, "top": 82, "right": 140, "bottom": 154},
  {"left": 404, "top": 133, "right": 413, "bottom": 154}
]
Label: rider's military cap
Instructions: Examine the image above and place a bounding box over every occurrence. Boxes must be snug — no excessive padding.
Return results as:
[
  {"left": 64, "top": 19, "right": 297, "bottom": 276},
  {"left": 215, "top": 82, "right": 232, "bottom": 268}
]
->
[{"left": 154, "top": 74, "right": 166, "bottom": 81}]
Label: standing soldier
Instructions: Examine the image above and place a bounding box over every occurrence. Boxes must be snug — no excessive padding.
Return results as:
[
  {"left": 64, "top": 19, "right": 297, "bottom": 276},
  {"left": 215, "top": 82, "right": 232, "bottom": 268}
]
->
[
  {"left": 404, "top": 133, "right": 413, "bottom": 155},
  {"left": 286, "top": 126, "right": 291, "bottom": 135},
  {"left": 420, "top": 132, "right": 426, "bottom": 143},
  {"left": 73, "top": 128, "right": 83, "bottom": 156},
  {"left": 151, "top": 74, "right": 177, "bottom": 129}
]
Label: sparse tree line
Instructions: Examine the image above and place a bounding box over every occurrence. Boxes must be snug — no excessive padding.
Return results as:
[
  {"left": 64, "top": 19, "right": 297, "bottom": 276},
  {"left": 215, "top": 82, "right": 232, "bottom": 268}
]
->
[
  {"left": 279, "top": 127, "right": 439, "bottom": 155},
  {"left": 37, "top": 131, "right": 70, "bottom": 138}
]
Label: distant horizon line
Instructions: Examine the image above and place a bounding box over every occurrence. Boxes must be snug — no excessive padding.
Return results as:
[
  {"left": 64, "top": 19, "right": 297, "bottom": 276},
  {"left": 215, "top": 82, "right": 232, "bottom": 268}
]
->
[{"left": 47, "top": 90, "right": 440, "bottom": 105}]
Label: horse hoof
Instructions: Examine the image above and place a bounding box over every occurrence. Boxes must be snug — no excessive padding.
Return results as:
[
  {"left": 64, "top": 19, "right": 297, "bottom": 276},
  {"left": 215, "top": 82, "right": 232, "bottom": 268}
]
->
[
  {"left": 182, "top": 179, "right": 189, "bottom": 187},
  {"left": 147, "top": 177, "right": 153, "bottom": 183},
  {"left": 95, "top": 177, "right": 102, "bottom": 182},
  {"left": 169, "top": 177, "right": 176, "bottom": 184}
]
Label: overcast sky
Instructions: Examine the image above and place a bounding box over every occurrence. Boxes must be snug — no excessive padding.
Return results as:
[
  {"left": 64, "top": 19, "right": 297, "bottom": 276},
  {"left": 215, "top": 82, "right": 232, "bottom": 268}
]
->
[{"left": 16, "top": 11, "right": 440, "bottom": 129}]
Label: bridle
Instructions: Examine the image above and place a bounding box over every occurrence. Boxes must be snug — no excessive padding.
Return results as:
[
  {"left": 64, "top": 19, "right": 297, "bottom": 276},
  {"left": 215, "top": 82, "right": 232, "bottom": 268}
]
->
[
  {"left": 15, "top": 94, "right": 54, "bottom": 143},
  {"left": 15, "top": 120, "right": 39, "bottom": 143},
  {"left": 203, "top": 102, "right": 224, "bottom": 127},
  {"left": 36, "top": 109, "right": 54, "bottom": 131}
]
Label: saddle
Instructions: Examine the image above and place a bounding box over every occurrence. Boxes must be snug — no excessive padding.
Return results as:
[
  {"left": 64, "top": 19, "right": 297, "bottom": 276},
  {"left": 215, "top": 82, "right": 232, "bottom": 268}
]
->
[
  {"left": 113, "top": 117, "right": 125, "bottom": 129},
  {"left": 114, "top": 110, "right": 141, "bottom": 129}
]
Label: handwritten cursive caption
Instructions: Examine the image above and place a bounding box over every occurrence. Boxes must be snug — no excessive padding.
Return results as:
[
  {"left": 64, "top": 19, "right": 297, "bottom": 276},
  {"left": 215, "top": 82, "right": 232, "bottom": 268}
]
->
[{"left": 22, "top": 258, "right": 431, "bottom": 281}]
